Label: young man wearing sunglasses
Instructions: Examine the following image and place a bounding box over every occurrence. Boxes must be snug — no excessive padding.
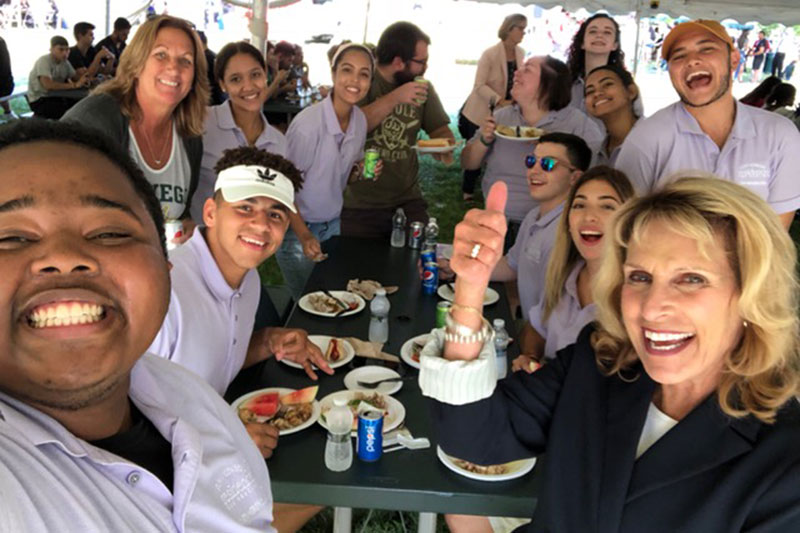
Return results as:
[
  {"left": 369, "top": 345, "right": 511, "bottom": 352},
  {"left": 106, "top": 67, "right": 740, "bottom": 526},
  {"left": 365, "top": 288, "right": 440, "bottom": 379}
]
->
[
  {"left": 496, "top": 132, "right": 589, "bottom": 332},
  {"left": 615, "top": 20, "right": 800, "bottom": 230},
  {"left": 441, "top": 133, "right": 589, "bottom": 351},
  {"left": 341, "top": 21, "right": 455, "bottom": 239}
]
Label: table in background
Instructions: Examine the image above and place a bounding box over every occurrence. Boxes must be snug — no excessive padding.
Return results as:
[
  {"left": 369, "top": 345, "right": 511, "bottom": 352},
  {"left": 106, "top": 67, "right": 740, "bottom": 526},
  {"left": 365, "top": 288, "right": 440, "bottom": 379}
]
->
[
  {"left": 226, "top": 237, "right": 540, "bottom": 524},
  {"left": 263, "top": 95, "right": 312, "bottom": 124},
  {"left": 47, "top": 88, "right": 89, "bottom": 100}
]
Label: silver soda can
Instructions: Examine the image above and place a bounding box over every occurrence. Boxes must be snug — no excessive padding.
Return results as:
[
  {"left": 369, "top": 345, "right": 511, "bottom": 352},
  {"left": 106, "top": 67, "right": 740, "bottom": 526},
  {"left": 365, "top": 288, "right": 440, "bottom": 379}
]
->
[{"left": 408, "top": 222, "right": 424, "bottom": 249}]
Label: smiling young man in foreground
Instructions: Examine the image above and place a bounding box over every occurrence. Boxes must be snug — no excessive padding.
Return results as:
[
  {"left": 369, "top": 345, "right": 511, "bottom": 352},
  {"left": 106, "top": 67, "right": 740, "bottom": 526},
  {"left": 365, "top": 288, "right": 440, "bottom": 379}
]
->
[
  {"left": 0, "top": 120, "right": 274, "bottom": 531},
  {"left": 615, "top": 19, "right": 800, "bottom": 230}
]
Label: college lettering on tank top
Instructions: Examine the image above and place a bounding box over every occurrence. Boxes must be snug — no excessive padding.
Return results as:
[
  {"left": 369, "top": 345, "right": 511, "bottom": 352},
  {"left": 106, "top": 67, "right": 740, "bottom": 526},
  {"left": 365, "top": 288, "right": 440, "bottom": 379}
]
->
[{"left": 128, "top": 124, "right": 191, "bottom": 219}]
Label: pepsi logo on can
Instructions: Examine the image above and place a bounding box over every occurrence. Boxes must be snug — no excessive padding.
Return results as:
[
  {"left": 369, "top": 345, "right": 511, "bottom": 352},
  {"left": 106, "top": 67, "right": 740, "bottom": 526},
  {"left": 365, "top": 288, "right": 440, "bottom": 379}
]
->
[
  {"left": 357, "top": 411, "right": 384, "bottom": 462},
  {"left": 422, "top": 262, "right": 438, "bottom": 295},
  {"left": 408, "top": 222, "right": 424, "bottom": 249}
]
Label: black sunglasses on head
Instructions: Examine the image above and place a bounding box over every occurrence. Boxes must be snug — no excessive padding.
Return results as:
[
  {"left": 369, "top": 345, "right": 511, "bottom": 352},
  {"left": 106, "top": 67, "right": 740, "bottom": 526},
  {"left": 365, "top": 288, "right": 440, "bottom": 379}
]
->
[{"left": 524, "top": 154, "right": 576, "bottom": 172}]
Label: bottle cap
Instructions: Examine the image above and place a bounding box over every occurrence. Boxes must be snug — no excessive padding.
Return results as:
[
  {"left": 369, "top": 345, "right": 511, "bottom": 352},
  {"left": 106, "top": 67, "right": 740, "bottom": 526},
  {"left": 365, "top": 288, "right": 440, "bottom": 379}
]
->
[
  {"left": 376, "top": 288, "right": 387, "bottom": 296},
  {"left": 493, "top": 318, "right": 505, "bottom": 328},
  {"left": 333, "top": 398, "right": 347, "bottom": 407}
]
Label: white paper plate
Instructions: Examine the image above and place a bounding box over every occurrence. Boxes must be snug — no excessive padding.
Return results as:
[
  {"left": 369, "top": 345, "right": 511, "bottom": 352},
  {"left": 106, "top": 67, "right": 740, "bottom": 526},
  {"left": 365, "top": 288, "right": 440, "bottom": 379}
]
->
[
  {"left": 400, "top": 333, "right": 431, "bottom": 369},
  {"left": 231, "top": 387, "right": 321, "bottom": 436},
  {"left": 280, "top": 336, "right": 355, "bottom": 370},
  {"left": 343, "top": 366, "right": 402, "bottom": 395},
  {"left": 318, "top": 390, "right": 405, "bottom": 434},
  {"left": 437, "top": 284, "right": 499, "bottom": 306},
  {"left": 298, "top": 291, "right": 366, "bottom": 318},
  {"left": 494, "top": 127, "right": 542, "bottom": 142},
  {"left": 412, "top": 140, "right": 462, "bottom": 153},
  {"left": 436, "top": 446, "right": 536, "bottom": 482}
]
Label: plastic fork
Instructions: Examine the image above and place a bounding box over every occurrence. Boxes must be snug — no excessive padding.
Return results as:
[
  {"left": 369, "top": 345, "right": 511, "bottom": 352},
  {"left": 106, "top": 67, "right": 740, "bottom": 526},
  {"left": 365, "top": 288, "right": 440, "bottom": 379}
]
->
[{"left": 356, "top": 376, "right": 412, "bottom": 389}]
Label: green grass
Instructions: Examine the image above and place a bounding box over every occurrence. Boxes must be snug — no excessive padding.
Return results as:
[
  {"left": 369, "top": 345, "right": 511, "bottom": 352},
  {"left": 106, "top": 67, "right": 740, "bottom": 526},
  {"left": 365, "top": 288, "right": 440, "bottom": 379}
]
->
[{"left": 258, "top": 117, "right": 477, "bottom": 288}]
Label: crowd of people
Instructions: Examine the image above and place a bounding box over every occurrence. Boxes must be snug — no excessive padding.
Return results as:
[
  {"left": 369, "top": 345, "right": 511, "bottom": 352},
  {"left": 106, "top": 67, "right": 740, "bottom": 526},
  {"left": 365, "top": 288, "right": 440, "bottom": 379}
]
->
[{"left": 0, "top": 10, "right": 799, "bottom": 533}]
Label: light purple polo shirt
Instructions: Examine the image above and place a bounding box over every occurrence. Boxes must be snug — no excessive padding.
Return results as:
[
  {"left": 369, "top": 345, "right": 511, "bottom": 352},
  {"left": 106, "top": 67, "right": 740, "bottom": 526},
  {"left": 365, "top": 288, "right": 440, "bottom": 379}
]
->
[
  {"left": 149, "top": 228, "right": 260, "bottom": 395},
  {"left": 593, "top": 118, "right": 640, "bottom": 167},
  {"left": 194, "top": 100, "right": 287, "bottom": 221},
  {"left": 615, "top": 100, "right": 800, "bottom": 216},
  {"left": 480, "top": 105, "right": 603, "bottom": 222},
  {"left": 505, "top": 202, "right": 563, "bottom": 321},
  {"left": 286, "top": 95, "right": 367, "bottom": 222},
  {"left": 0, "top": 354, "right": 274, "bottom": 532},
  {"left": 528, "top": 261, "right": 596, "bottom": 359}
]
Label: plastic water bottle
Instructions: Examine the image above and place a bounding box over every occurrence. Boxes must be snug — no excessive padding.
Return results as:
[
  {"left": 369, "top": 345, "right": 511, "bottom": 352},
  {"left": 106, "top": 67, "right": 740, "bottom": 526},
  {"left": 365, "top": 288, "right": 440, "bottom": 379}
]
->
[
  {"left": 368, "top": 288, "right": 390, "bottom": 343},
  {"left": 390, "top": 208, "right": 407, "bottom": 248},
  {"left": 493, "top": 319, "right": 509, "bottom": 380},
  {"left": 324, "top": 398, "right": 353, "bottom": 472},
  {"left": 296, "top": 76, "right": 303, "bottom": 95},
  {"left": 423, "top": 217, "right": 439, "bottom": 249}
]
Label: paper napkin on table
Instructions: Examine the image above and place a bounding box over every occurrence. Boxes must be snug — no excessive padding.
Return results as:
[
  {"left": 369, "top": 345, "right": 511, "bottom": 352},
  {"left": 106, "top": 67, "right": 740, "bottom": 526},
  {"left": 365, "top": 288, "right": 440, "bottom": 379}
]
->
[
  {"left": 344, "top": 337, "right": 400, "bottom": 363},
  {"left": 346, "top": 279, "right": 399, "bottom": 300}
]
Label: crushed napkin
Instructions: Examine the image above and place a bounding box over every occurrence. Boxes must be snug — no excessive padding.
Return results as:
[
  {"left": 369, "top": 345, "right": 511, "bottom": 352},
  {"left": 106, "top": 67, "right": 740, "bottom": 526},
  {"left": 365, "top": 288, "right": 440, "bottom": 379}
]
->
[
  {"left": 347, "top": 279, "right": 399, "bottom": 300},
  {"left": 343, "top": 337, "right": 400, "bottom": 363}
]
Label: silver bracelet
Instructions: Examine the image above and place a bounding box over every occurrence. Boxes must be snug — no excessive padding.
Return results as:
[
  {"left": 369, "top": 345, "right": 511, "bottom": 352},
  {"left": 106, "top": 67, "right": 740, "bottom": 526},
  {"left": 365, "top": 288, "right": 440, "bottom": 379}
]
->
[{"left": 444, "top": 312, "right": 493, "bottom": 344}]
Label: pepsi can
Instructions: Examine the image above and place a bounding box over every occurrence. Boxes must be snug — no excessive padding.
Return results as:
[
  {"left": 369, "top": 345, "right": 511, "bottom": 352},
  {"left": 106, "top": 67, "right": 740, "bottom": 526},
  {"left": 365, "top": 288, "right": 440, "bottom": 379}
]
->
[
  {"left": 420, "top": 246, "right": 436, "bottom": 265},
  {"left": 422, "top": 262, "right": 439, "bottom": 295},
  {"left": 357, "top": 411, "right": 384, "bottom": 461},
  {"left": 408, "top": 222, "right": 424, "bottom": 249}
]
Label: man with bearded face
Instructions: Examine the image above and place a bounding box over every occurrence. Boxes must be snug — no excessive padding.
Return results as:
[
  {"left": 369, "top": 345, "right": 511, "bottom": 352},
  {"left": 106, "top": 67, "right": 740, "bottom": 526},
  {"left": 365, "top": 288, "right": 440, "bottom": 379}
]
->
[
  {"left": 341, "top": 21, "right": 455, "bottom": 239},
  {"left": 615, "top": 20, "right": 800, "bottom": 230}
]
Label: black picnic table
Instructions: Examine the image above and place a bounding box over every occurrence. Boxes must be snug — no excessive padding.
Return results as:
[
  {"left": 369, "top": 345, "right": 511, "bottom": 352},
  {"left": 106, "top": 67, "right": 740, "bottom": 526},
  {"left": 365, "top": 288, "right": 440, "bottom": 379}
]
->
[{"left": 225, "top": 236, "right": 540, "bottom": 520}]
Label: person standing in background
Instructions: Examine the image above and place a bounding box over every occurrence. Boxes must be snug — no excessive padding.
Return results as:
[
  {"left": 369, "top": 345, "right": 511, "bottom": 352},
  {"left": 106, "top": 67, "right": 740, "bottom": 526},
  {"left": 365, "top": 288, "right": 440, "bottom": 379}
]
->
[
  {"left": 341, "top": 21, "right": 454, "bottom": 239},
  {"left": 749, "top": 30, "right": 769, "bottom": 81},
  {"left": 770, "top": 27, "right": 788, "bottom": 79},
  {"left": 734, "top": 28, "right": 749, "bottom": 82},
  {"left": 458, "top": 13, "right": 526, "bottom": 202}
]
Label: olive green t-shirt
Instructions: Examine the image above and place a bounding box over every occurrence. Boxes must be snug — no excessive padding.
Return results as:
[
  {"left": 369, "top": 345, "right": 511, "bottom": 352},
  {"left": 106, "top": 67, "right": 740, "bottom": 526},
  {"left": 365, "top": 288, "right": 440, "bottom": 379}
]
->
[{"left": 343, "top": 70, "right": 450, "bottom": 209}]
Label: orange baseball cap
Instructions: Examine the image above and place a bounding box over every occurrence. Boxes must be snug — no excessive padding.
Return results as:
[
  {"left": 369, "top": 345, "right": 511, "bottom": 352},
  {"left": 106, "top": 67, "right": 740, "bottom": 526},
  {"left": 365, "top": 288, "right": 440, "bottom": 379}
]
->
[{"left": 661, "top": 19, "right": 734, "bottom": 60}]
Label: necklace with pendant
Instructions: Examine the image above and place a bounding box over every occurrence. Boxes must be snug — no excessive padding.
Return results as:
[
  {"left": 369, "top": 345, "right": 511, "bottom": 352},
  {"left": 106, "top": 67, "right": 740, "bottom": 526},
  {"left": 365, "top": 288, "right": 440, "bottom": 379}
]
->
[{"left": 138, "top": 122, "right": 171, "bottom": 165}]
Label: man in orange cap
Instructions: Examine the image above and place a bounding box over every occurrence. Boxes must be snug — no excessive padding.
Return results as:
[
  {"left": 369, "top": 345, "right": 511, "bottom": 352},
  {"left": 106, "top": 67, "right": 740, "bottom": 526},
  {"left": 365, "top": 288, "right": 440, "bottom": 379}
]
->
[{"left": 616, "top": 20, "right": 800, "bottom": 230}]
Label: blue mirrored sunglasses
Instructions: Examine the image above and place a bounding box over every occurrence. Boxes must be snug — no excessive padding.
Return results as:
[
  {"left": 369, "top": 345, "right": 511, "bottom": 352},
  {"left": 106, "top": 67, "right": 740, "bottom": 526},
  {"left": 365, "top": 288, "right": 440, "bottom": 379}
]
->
[{"left": 524, "top": 155, "right": 575, "bottom": 172}]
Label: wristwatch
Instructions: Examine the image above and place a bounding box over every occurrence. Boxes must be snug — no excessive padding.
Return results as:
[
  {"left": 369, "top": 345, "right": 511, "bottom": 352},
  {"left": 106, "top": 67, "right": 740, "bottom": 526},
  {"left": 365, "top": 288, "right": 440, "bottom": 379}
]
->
[{"left": 444, "top": 312, "right": 493, "bottom": 344}]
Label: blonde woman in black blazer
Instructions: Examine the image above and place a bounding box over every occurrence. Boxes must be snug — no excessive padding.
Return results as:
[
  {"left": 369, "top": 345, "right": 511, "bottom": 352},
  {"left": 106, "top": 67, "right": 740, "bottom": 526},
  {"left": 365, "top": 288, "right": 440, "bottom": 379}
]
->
[{"left": 423, "top": 177, "right": 800, "bottom": 532}]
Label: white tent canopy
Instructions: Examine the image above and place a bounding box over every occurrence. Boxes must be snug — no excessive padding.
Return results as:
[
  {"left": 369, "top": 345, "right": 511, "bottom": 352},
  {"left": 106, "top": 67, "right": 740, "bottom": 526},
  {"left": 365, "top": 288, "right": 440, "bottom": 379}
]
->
[{"left": 472, "top": 0, "right": 800, "bottom": 26}]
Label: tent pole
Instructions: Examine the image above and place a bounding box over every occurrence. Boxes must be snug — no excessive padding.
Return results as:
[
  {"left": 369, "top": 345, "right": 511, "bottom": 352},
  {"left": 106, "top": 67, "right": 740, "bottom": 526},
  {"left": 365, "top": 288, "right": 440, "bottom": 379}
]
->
[
  {"left": 251, "top": 0, "right": 268, "bottom": 56},
  {"left": 363, "top": 0, "right": 371, "bottom": 43},
  {"left": 105, "top": 0, "right": 111, "bottom": 36},
  {"left": 633, "top": 1, "right": 642, "bottom": 76}
]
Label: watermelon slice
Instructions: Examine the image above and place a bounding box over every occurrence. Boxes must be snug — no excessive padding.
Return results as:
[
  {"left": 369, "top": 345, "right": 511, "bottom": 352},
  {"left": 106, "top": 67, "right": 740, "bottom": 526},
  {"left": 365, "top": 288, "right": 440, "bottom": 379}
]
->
[
  {"left": 239, "top": 391, "right": 280, "bottom": 423},
  {"left": 280, "top": 385, "right": 319, "bottom": 405}
]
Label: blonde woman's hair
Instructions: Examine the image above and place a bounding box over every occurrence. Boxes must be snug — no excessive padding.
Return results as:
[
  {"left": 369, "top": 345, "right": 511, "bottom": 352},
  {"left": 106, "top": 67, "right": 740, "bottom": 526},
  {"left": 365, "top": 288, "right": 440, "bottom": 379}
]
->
[
  {"left": 592, "top": 176, "right": 800, "bottom": 423},
  {"left": 542, "top": 166, "right": 634, "bottom": 321},
  {"left": 498, "top": 14, "right": 527, "bottom": 41},
  {"left": 94, "top": 15, "right": 208, "bottom": 137}
]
